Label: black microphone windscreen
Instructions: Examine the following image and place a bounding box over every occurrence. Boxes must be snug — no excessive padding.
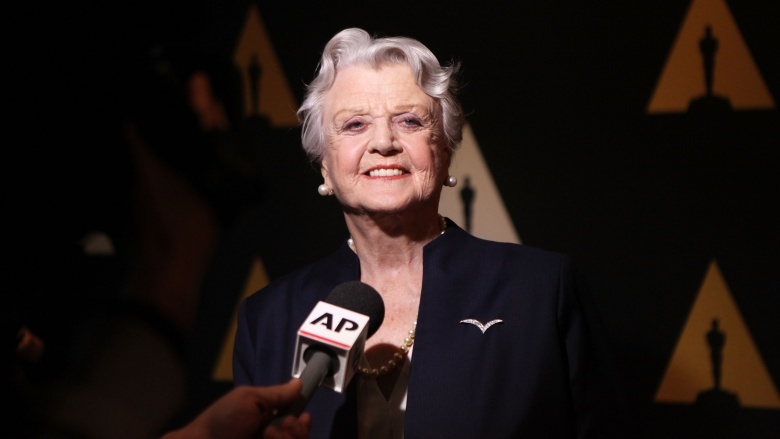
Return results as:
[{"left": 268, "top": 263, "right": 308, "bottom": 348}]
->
[{"left": 324, "top": 281, "right": 385, "bottom": 337}]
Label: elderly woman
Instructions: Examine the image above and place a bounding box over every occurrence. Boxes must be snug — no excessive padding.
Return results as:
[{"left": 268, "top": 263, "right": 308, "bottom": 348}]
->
[{"left": 234, "top": 28, "right": 605, "bottom": 438}]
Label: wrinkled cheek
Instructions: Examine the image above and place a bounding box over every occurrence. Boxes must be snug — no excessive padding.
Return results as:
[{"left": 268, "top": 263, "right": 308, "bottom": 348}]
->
[{"left": 416, "top": 175, "right": 437, "bottom": 199}]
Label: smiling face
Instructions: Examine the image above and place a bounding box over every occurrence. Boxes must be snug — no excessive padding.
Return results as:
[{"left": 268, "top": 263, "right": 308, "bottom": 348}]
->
[{"left": 320, "top": 63, "right": 451, "bottom": 216}]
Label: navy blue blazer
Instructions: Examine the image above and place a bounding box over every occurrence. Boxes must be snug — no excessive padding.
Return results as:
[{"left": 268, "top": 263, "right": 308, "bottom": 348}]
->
[{"left": 233, "top": 220, "right": 602, "bottom": 438}]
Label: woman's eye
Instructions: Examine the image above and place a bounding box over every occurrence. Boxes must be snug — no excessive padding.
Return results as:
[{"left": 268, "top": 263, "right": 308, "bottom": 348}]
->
[
  {"left": 344, "top": 120, "right": 365, "bottom": 131},
  {"left": 399, "top": 116, "right": 423, "bottom": 127}
]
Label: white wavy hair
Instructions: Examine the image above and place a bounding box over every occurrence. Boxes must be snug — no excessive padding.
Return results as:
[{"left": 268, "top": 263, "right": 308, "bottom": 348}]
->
[{"left": 297, "top": 28, "right": 465, "bottom": 165}]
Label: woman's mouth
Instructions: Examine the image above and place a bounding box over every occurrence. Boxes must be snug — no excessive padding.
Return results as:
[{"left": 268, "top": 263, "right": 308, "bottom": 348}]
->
[{"left": 368, "top": 168, "right": 406, "bottom": 177}]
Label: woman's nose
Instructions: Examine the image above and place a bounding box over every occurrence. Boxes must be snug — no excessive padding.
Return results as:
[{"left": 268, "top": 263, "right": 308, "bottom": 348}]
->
[{"left": 368, "top": 121, "right": 399, "bottom": 155}]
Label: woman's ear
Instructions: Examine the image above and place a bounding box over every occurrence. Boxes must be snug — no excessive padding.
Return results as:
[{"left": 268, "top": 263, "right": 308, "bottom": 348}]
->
[
  {"left": 440, "top": 142, "right": 453, "bottom": 170},
  {"left": 320, "top": 160, "right": 331, "bottom": 187}
]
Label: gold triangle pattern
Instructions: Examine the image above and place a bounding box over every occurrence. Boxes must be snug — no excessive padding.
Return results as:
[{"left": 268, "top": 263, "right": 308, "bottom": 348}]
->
[
  {"left": 647, "top": 0, "right": 775, "bottom": 113},
  {"left": 439, "top": 123, "right": 521, "bottom": 244},
  {"left": 212, "top": 257, "right": 271, "bottom": 382},
  {"left": 233, "top": 4, "right": 299, "bottom": 126},
  {"left": 655, "top": 260, "right": 780, "bottom": 409}
]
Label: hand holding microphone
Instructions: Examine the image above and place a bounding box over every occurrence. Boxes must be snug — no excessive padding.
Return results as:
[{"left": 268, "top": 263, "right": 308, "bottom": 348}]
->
[{"left": 162, "top": 379, "right": 311, "bottom": 439}]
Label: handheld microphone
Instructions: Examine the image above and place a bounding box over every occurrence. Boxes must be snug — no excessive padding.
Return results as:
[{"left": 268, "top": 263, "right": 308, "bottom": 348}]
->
[{"left": 277, "top": 281, "right": 384, "bottom": 418}]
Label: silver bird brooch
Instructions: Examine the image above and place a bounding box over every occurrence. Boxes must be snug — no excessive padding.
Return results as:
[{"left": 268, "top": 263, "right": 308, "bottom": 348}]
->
[{"left": 460, "top": 319, "right": 503, "bottom": 333}]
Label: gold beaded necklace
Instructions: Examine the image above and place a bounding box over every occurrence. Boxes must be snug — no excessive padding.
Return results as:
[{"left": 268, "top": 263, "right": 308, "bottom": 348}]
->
[
  {"left": 350, "top": 215, "right": 446, "bottom": 378},
  {"left": 357, "top": 319, "right": 417, "bottom": 377}
]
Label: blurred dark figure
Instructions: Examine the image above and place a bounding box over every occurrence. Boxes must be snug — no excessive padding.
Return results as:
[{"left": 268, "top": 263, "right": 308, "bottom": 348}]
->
[
  {"left": 459, "top": 176, "right": 475, "bottom": 233},
  {"left": 5, "top": 34, "right": 268, "bottom": 437},
  {"left": 700, "top": 25, "right": 718, "bottom": 98},
  {"left": 707, "top": 318, "right": 725, "bottom": 391},
  {"left": 688, "top": 24, "right": 731, "bottom": 113}
]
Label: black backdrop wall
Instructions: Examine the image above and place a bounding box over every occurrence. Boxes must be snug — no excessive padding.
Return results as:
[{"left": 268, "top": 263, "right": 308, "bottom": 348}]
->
[{"left": 16, "top": 0, "right": 779, "bottom": 437}]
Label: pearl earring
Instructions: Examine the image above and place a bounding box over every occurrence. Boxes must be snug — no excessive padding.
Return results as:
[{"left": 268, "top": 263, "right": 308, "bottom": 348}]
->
[
  {"left": 444, "top": 175, "right": 458, "bottom": 187},
  {"left": 318, "top": 184, "right": 333, "bottom": 196}
]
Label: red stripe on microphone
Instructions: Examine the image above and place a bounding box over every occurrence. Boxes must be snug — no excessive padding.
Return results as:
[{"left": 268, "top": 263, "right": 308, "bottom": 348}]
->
[{"left": 299, "top": 330, "right": 351, "bottom": 349}]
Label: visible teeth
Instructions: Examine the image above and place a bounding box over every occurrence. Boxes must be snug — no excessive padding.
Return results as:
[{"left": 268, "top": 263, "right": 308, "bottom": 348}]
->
[{"left": 369, "top": 169, "right": 404, "bottom": 177}]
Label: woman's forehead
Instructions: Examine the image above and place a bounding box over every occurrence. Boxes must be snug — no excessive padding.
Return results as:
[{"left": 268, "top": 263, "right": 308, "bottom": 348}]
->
[{"left": 325, "top": 65, "right": 432, "bottom": 116}]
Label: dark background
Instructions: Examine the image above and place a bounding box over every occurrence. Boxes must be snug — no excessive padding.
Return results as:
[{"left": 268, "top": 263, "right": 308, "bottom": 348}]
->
[{"left": 16, "top": 1, "right": 779, "bottom": 437}]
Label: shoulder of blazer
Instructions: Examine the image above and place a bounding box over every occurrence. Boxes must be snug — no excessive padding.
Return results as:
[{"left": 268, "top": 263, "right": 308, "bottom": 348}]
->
[
  {"left": 427, "top": 219, "right": 571, "bottom": 269},
  {"left": 240, "top": 242, "right": 359, "bottom": 312}
]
